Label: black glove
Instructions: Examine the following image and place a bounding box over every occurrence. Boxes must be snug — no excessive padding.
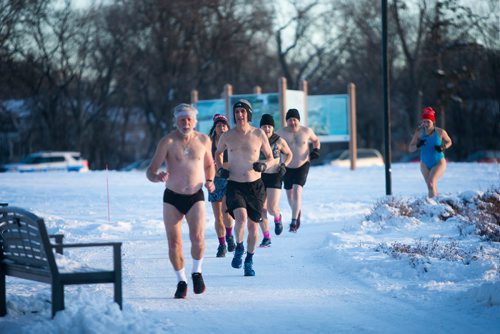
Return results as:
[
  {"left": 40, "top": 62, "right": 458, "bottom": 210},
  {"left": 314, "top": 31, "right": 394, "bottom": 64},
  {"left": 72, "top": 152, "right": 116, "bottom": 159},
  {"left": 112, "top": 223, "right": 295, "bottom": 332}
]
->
[
  {"left": 277, "top": 163, "right": 287, "bottom": 177},
  {"left": 416, "top": 139, "right": 426, "bottom": 148},
  {"left": 309, "top": 148, "right": 320, "bottom": 160},
  {"left": 434, "top": 144, "right": 446, "bottom": 153},
  {"left": 217, "top": 167, "right": 230, "bottom": 178},
  {"left": 252, "top": 162, "right": 267, "bottom": 173}
]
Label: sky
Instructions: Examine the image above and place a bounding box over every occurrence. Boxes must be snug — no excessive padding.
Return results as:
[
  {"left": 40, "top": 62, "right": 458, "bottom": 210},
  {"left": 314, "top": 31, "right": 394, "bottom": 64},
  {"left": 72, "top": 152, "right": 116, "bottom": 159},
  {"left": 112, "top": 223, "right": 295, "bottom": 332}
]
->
[{"left": 0, "top": 162, "right": 499, "bottom": 333}]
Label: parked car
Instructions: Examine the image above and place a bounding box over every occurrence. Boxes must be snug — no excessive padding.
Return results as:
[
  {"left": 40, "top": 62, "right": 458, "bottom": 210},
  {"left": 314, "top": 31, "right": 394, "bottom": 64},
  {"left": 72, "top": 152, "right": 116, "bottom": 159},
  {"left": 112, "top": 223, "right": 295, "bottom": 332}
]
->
[
  {"left": 465, "top": 150, "right": 500, "bottom": 163},
  {"left": 0, "top": 151, "right": 89, "bottom": 172},
  {"left": 325, "top": 148, "right": 384, "bottom": 167}
]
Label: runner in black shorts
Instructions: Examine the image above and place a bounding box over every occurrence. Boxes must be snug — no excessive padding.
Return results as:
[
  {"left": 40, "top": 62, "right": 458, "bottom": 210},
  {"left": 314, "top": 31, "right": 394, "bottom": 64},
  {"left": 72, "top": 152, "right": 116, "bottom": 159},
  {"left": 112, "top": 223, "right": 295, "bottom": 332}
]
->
[
  {"left": 257, "top": 114, "right": 292, "bottom": 246},
  {"left": 226, "top": 179, "right": 266, "bottom": 223},
  {"left": 277, "top": 108, "right": 321, "bottom": 233},
  {"left": 214, "top": 99, "right": 274, "bottom": 277},
  {"left": 283, "top": 161, "right": 310, "bottom": 190},
  {"left": 164, "top": 188, "right": 204, "bottom": 215}
]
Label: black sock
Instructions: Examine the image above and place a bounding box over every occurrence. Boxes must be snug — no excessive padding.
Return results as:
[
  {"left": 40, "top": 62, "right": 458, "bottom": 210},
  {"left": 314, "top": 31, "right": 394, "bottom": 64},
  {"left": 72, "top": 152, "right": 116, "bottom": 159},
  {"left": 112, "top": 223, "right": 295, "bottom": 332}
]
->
[
  {"left": 245, "top": 252, "right": 254, "bottom": 263},
  {"left": 236, "top": 242, "right": 244, "bottom": 250}
]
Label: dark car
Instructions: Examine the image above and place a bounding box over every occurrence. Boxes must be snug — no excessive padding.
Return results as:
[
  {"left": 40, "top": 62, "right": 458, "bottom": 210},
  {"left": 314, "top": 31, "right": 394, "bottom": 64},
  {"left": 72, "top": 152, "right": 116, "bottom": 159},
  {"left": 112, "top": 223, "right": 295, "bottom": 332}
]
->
[{"left": 465, "top": 150, "right": 500, "bottom": 163}]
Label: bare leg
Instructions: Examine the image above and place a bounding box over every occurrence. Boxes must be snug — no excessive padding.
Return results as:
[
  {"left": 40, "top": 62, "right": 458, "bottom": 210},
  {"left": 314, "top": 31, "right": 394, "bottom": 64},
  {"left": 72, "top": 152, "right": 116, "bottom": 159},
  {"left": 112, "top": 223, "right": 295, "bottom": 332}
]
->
[
  {"left": 291, "top": 185, "right": 303, "bottom": 219},
  {"left": 428, "top": 159, "right": 447, "bottom": 197},
  {"left": 211, "top": 201, "right": 225, "bottom": 239},
  {"left": 266, "top": 188, "right": 281, "bottom": 218},
  {"left": 221, "top": 195, "right": 234, "bottom": 229},
  {"left": 286, "top": 188, "right": 295, "bottom": 216},
  {"left": 233, "top": 207, "right": 248, "bottom": 244},
  {"left": 163, "top": 203, "right": 185, "bottom": 270},
  {"left": 247, "top": 217, "right": 259, "bottom": 254},
  {"left": 185, "top": 201, "right": 205, "bottom": 260},
  {"left": 259, "top": 197, "right": 269, "bottom": 235}
]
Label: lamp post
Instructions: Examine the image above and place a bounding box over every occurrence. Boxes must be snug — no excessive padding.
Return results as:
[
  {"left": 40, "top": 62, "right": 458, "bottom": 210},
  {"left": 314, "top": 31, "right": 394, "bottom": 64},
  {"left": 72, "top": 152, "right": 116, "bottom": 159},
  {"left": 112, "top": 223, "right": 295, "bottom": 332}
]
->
[{"left": 382, "top": 0, "right": 392, "bottom": 195}]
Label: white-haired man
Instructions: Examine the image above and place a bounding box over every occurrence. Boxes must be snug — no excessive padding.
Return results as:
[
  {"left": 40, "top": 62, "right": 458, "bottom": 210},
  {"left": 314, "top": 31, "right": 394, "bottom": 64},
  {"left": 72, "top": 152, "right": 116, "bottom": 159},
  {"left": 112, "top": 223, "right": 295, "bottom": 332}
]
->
[{"left": 147, "top": 103, "right": 215, "bottom": 299}]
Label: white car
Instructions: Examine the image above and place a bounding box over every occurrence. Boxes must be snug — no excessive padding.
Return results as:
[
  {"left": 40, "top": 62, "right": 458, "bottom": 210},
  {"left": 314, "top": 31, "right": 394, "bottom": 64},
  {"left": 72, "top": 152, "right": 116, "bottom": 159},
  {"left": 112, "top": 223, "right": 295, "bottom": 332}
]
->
[
  {"left": 0, "top": 151, "right": 90, "bottom": 172},
  {"left": 327, "top": 149, "right": 384, "bottom": 167}
]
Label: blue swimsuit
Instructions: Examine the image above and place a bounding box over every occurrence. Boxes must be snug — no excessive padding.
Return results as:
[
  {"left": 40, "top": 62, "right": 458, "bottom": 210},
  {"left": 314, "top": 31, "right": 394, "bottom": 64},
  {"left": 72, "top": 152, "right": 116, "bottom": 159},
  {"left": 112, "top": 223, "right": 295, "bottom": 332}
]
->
[{"left": 420, "top": 130, "right": 445, "bottom": 169}]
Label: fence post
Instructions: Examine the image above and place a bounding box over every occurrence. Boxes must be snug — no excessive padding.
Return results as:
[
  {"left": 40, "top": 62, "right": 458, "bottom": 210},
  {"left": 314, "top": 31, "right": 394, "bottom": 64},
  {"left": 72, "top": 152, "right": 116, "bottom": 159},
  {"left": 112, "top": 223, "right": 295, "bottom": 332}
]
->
[
  {"left": 224, "top": 84, "right": 233, "bottom": 122},
  {"left": 190, "top": 89, "right": 199, "bottom": 104},
  {"left": 278, "top": 77, "right": 287, "bottom": 128},
  {"left": 348, "top": 83, "right": 357, "bottom": 170},
  {"left": 300, "top": 80, "right": 308, "bottom": 126}
]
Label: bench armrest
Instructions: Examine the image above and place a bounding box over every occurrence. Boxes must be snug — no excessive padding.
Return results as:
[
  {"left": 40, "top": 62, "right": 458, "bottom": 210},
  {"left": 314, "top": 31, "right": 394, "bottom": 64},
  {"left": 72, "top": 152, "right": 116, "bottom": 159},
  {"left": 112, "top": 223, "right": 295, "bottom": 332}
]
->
[
  {"left": 50, "top": 242, "right": 122, "bottom": 272},
  {"left": 52, "top": 242, "right": 122, "bottom": 248}
]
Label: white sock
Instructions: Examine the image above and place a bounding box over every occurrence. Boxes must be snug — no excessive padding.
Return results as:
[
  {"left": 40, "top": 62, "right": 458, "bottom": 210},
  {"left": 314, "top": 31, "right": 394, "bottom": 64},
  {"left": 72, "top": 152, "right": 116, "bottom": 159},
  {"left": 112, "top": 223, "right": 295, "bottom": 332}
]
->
[
  {"left": 175, "top": 268, "right": 187, "bottom": 282},
  {"left": 192, "top": 258, "right": 203, "bottom": 273}
]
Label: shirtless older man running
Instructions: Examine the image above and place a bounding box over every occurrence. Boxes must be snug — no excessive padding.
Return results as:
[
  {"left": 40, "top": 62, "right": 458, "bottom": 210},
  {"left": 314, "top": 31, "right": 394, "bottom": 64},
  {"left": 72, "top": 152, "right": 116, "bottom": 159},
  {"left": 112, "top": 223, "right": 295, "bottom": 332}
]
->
[
  {"left": 146, "top": 103, "right": 215, "bottom": 299},
  {"left": 277, "top": 108, "right": 320, "bottom": 233},
  {"left": 215, "top": 99, "right": 273, "bottom": 276}
]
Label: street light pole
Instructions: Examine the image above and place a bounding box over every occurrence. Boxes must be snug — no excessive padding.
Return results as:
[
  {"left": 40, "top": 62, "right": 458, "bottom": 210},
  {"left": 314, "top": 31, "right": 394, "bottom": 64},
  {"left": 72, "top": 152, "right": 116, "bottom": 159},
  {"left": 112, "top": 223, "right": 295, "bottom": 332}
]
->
[{"left": 382, "top": 0, "right": 392, "bottom": 195}]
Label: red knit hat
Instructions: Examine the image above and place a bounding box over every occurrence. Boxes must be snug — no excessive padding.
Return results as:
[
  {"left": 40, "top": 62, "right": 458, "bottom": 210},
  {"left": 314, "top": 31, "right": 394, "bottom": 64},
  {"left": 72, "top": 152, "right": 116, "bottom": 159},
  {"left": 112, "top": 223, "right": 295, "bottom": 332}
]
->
[
  {"left": 422, "top": 107, "right": 435, "bottom": 122},
  {"left": 212, "top": 113, "right": 229, "bottom": 125}
]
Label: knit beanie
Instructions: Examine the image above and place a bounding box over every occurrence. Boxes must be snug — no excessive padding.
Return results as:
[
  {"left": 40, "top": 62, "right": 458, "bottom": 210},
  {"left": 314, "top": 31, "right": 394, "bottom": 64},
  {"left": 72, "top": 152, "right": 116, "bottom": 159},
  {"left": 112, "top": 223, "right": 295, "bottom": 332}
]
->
[
  {"left": 213, "top": 113, "right": 229, "bottom": 126},
  {"left": 233, "top": 99, "right": 253, "bottom": 122},
  {"left": 286, "top": 108, "right": 300, "bottom": 121},
  {"left": 421, "top": 107, "right": 435, "bottom": 122},
  {"left": 260, "top": 114, "right": 275, "bottom": 128}
]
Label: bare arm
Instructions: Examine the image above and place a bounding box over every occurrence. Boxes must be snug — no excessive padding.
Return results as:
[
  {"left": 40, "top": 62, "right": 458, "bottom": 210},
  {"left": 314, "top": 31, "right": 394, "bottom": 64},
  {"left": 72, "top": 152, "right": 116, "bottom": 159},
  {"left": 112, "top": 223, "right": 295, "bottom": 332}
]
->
[
  {"left": 279, "top": 138, "right": 293, "bottom": 166},
  {"left": 309, "top": 128, "right": 320, "bottom": 150},
  {"left": 408, "top": 129, "right": 422, "bottom": 153},
  {"left": 439, "top": 129, "right": 452, "bottom": 150},
  {"left": 203, "top": 136, "right": 216, "bottom": 192},
  {"left": 146, "top": 137, "right": 169, "bottom": 183},
  {"left": 259, "top": 129, "right": 274, "bottom": 165},
  {"left": 214, "top": 133, "right": 227, "bottom": 169}
]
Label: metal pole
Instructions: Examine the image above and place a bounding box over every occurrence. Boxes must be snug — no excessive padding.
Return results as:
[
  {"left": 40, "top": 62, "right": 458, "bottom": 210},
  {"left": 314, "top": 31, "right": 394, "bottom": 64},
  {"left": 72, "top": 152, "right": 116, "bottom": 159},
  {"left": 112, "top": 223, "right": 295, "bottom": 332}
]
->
[
  {"left": 348, "top": 83, "right": 357, "bottom": 171},
  {"left": 382, "top": 0, "right": 392, "bottom": 195}
]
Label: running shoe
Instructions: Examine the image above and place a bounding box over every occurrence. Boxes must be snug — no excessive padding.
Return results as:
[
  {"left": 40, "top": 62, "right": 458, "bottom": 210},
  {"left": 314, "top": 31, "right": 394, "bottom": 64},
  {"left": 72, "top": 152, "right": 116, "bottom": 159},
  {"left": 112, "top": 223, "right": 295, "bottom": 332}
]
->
[
  {"left": 226, "top": 235, "right": 236, "bottom": 252},
  {"left": 216, "top": 244, "right": 227, "bottom": 258},
  {"left": 274, "top": 214, "right": 283, "bottom": 235},
  {"left": 244, "top": 261, "right": 255, "bottom": 276},
  {"left": 231, "top": 243, "right": 244, "bottom": 268},
  {"left": 192, "top": 273, "right": 206, "bottom": 294},
  {"left": 174, "top": 281, "right": 188, "bottom": 299},
  {"left": 259, "top": 237, "right": 271, "bottom": 247}
]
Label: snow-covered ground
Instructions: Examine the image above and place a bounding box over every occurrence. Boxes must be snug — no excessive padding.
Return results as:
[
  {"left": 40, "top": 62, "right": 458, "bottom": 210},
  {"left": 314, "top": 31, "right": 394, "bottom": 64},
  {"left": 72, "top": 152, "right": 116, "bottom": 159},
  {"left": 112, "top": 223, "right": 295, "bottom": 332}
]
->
[{"left": 0, "top": 162, "right": 499, "bottom": 333}]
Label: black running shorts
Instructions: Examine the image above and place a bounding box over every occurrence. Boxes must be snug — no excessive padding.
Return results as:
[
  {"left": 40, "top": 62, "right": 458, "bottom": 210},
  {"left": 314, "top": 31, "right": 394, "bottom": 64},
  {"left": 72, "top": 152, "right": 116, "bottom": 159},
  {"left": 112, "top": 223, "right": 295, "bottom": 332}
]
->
[
  {"left": 226, "top": 179, "right": 265, "bottom": 222},
  {"left": 261, "top": 172, "right": 283, "bottom": 189},
  {"left": 283, "top": 161, "right": 310, "bottom": 190}
]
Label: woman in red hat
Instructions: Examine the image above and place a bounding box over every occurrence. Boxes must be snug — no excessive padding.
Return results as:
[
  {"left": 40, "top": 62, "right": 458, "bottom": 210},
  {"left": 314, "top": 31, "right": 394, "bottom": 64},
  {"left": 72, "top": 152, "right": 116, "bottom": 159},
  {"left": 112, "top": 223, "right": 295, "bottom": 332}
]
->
[
  {"left": 208, "top": 114, "right": 235, "bottom": 257},
  {"left": 409, "top": 107, "right": 453, "bottom": 197}
]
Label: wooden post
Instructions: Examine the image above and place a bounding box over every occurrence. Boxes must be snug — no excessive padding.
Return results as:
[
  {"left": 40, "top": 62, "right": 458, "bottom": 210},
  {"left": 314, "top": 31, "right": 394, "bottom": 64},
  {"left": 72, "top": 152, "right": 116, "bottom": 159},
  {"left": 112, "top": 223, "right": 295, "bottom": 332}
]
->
[
  {"left": 278, "top": 77, "right": 287, "bottom": 128},
  {"left": 253, "top": 86, "right": 262, "bottom": 95},
  {"left": 348, "top": 83, "right": 357, "bottom": 171},
  {"left": 224, "top": 84, "right": 233, "bottom": 122},
  {"left": 190, "top": 89, "right": 199, "bottom": 104},
  {"left": 300, "top": 80, "right": 308, "bottom": 126}
]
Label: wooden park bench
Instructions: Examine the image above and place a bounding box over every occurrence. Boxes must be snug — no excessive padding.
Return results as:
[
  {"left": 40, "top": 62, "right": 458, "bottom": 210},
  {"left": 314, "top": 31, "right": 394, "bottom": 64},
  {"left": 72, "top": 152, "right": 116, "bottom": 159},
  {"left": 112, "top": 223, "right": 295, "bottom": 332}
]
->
[{"left": 0, "top": 204, "right": 122, "bottom": 318}]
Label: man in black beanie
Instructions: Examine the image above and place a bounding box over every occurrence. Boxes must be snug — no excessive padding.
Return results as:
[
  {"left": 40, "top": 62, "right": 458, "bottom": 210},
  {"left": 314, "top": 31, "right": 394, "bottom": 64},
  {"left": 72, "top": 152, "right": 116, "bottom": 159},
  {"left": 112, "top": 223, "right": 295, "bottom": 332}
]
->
[
  {"left": 277, "top": 108, "right": 321, "bottom": 232},
  {"left": 214, "top": 101, "right": 274, "bottom": 277}
]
